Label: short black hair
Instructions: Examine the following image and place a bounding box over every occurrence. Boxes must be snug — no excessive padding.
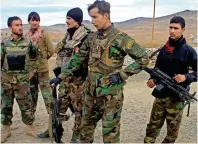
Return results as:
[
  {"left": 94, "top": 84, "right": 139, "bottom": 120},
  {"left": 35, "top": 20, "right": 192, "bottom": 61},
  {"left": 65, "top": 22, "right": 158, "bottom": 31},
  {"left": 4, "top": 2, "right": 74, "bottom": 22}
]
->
[
  {"left": 170, "top": 16, "right": 185, "bottom": 28},
  {"left": 7, "top": 16, "right": 21, "bottom": 27},
  {"left": 28, "top": 11, "right": 40, "bottom": 21},
  {"left": 88, "top": 0, "right": 110, "bottom": 15}
]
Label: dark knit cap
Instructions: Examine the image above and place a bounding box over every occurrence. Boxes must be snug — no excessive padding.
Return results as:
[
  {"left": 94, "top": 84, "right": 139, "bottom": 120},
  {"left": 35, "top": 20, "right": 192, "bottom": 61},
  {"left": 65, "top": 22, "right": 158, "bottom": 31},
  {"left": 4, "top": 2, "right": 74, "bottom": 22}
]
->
[{"left": 66, "top": 7, "right": 83, "bottom": 24}]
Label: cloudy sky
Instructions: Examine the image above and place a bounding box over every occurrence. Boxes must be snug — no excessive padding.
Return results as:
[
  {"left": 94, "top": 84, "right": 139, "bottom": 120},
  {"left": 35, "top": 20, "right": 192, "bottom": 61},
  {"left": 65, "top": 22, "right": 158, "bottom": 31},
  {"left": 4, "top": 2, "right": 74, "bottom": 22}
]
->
[{"left": 1, "top": 0, "right": 197, "bottom": 28}]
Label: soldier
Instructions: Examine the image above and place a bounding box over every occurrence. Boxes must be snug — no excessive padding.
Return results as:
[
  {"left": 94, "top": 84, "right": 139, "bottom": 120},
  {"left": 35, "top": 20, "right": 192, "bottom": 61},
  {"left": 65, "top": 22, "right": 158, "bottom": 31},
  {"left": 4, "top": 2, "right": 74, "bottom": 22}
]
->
[
  {"left": 26, "top": 12, "right": 54, "bottom": 114},
  {"left": 50, "top": 0, "right": 150, "bottom": 143},
  {"left": 1, "top": 16, "right": 39, "bottom": 143},
  {"left": 37, "top": 8, "right": 91, "bottom": 142},
  {"left": 144, "top": 16, "right": 197, "bottom": 143}
]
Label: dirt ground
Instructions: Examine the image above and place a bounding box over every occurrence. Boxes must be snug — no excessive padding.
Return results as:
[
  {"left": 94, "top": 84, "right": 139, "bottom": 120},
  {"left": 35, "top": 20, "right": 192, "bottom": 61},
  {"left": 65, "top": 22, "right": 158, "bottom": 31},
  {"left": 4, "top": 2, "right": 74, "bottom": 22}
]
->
[{"left": 1, "top": 68, "right": 197, "bottom": 143}]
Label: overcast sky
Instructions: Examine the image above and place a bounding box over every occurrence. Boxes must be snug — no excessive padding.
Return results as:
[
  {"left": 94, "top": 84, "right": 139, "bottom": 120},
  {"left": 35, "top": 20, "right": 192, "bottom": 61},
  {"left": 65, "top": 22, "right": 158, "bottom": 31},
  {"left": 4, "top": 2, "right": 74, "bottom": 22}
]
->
[{"left": 1, "top": 0, "right": 197, "bottom": 28}]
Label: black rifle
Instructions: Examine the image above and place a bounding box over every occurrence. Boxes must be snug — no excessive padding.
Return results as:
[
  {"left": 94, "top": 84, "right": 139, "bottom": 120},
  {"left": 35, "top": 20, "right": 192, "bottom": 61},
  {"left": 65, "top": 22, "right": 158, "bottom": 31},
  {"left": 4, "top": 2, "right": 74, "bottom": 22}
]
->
[
  {"left": 51, "top": 86, "right": 64, "bottom": 143},
  {"left": 144, "top": 67, "right": 197, "bottom": 124}
]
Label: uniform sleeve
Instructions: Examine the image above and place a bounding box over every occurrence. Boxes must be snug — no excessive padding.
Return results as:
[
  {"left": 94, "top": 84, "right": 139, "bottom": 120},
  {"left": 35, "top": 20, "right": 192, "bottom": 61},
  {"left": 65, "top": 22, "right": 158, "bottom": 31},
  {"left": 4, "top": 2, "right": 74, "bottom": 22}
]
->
[
  {"left": 119, "top": 36, "right": 150, "bottom": 80},
  {"left": 43, "top": 31, "right": 54, "bottom": 59},
  {"left": 1, "top": 41, "right": 5, "bottom": 69},
  {"left": 54, "top": 34, "right": 67, "bottom": 54},
  {"left": 58, "top": 35, "right": 90, "bottom": 80},
  {"left": 185, "top": 48, "right": 197, "bottom": 83}
]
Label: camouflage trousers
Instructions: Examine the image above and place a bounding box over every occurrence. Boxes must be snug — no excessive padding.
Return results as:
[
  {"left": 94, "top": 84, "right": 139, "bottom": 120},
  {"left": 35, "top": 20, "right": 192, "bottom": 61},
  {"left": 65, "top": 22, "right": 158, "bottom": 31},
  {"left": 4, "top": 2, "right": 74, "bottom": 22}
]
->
[
  {"left": 30, "top": 71, "right": 52, "bottom": 113},
  {"left": 58, "top": 76, "right": 84, "bottom": 135},
  {"left": 1, "top": 73, "right": 35, "bottom": 125},
  {"left": 144, "top": 97, "right": 184, "bottom": 143},
  {"left": 80, "top": 89, "right": 124, "bottom": 143}
]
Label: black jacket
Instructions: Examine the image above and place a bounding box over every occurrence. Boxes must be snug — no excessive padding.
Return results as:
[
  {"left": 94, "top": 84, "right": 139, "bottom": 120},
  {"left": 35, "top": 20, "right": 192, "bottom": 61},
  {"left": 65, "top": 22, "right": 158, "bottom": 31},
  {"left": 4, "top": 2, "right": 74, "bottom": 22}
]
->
[{"left": 152, "top": 37, "right": 197, "bottom": 98}]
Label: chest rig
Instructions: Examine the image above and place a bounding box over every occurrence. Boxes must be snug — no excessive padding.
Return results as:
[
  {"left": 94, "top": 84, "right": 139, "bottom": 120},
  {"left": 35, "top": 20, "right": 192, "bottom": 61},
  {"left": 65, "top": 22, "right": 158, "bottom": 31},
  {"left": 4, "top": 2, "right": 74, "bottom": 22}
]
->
[
  {"left": 2, "top": 38, "right": 31, "bottom": 72},
  {"left": 88, "top": 28, "right": 124, "bottom": 74},
  {"left": 58, "top": 28, "right": 89, "bottom": 58}
]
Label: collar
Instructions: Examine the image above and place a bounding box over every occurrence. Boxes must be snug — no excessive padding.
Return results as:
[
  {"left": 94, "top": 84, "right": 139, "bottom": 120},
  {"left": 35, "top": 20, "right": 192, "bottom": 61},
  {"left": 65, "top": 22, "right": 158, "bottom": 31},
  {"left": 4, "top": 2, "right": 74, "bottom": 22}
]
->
[
  {"left": 168, "top": 35, "right": 186, "bottom": 48},
  {"left": 9, "top": 34, "right": 24, "bottom": 41},
  {"left": 97, "top": 24, "right": 114, "bottom": 39}
]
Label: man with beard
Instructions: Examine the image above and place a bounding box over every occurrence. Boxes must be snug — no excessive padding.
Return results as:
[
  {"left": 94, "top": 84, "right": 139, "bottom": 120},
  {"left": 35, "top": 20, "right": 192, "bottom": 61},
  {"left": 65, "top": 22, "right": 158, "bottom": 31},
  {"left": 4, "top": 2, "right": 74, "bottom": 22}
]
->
[
  {"left": 1, "top": 16, "right": 39, "bottom": 143},
  {"left": 26, "top": 12, "right": 54, "bottom": 114},
  {"left": 144, "top": 16, "right": 197, "bottom": 143},
  {"left": 50, "top": 0, "right": 150, "bottom": 143},
  {"left": 37, "top": 8, "right": 91, "bottom": 143}
]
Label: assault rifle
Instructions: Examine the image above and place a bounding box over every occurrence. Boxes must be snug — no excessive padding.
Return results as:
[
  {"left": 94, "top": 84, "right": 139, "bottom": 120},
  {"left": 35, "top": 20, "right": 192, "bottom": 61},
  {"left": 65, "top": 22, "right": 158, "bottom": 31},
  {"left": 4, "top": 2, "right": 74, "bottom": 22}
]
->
[
  {"left": 144, "top": 67, "right": 197, "bottom": 124},
  {"left": 50, "top": 86, "right": 64, "bottom": 143}
]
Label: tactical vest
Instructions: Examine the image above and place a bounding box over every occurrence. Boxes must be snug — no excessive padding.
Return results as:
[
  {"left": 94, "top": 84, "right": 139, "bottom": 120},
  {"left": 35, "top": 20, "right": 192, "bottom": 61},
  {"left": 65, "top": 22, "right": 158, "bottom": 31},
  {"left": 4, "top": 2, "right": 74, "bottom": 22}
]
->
[
  {"left": 57, "top": 25, "right": 90, "bottom": 67},
  {"left": 2, "top": 37, "right": 32, "bottom": 73},
  {"left": 88, "top": 28, "right": 125, "bottom": 74},
  {"left": 86, "top": 28, "right": 128, "bottom": 97}
]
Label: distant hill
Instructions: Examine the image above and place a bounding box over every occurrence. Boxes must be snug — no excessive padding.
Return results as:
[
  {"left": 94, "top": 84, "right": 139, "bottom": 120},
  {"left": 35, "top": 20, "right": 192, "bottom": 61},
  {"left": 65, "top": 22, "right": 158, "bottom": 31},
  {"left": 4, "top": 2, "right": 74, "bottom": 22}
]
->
[{"left": 1, "top": 10, "right": 197, "bottom": 47}]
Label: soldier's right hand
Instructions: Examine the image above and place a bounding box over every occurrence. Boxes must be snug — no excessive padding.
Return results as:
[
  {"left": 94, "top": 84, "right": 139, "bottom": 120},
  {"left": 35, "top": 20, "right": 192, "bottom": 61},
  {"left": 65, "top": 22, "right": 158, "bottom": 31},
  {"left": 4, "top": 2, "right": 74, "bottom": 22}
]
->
[
  {"left": 147, "top": 79, "right": 155, "bottom": 88},
  {"left": 50, "top": 77, "right": 62, "bottom": 86}
]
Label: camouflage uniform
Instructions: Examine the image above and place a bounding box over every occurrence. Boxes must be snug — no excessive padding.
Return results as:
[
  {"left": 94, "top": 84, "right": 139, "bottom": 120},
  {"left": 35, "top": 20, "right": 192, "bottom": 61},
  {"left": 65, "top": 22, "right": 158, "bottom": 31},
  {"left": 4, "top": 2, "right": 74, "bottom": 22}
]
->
[
  {"left": 1, "top": 36, "right": 38, "bottom": 126},
  {"left": 26, "top": 29, "right": 54, "bottom": 113},
  {"left": 144, "top": 97, "right": 184, "bottom": 143},
  {"left": 58, "top": 25, "right": 150, "bottom": 143},
  {"left": 55, "top": 25, "right": 90, "bottom": 141}
]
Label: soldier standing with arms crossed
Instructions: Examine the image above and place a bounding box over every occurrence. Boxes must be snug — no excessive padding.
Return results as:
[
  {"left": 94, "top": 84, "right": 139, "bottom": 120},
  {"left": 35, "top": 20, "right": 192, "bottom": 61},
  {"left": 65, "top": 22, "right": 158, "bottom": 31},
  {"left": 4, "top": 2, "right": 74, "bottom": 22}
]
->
[{"left": 26, "top": 12, "right": 54, "bottom": 114}]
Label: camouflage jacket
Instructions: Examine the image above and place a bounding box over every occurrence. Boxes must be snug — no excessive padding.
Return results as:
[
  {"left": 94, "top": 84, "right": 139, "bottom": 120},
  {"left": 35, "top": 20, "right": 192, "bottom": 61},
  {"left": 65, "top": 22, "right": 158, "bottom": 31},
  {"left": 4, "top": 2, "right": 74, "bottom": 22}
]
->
[
  {"left": 1, "top": 35, "right": 39, "bottom": 74},
  {"left": 59, "top": 25, "right": 150, "bottom": 96},
  {"left": 55, "top": 25, "right": 91, "bottom": 80},
  {"left": 55, "top": 25, "right": 91, "bottom": 67},
  {"left": 26, "top": 29, "right": 54, "bottom": 72}
]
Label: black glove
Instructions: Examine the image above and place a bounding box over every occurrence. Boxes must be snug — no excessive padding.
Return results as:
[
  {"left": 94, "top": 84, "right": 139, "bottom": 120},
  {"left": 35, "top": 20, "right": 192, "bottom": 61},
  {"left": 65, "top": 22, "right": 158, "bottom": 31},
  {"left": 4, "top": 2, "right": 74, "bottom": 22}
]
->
[
  {"left": 53, "top": 67, "right": 61, "bottom": 77},
  {"left": 50, "top": 77, "right": 62, "bottom": 85},
  {"left": 108, "top": 73, "right": 122, "bottom": 84}
]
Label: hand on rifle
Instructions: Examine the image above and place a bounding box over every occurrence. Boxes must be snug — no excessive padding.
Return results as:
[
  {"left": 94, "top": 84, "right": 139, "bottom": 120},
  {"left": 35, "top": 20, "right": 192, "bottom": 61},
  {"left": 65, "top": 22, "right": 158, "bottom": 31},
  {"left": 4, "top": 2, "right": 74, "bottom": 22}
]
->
[
  {"left": 147, "top": 79, "right": 155, "bottom": 88},
  {"left": 173, "top": 74, "right": 186, "bottom": 83},
  {"left": 50, "top": 77, "right": 62, "bottom": 86}
]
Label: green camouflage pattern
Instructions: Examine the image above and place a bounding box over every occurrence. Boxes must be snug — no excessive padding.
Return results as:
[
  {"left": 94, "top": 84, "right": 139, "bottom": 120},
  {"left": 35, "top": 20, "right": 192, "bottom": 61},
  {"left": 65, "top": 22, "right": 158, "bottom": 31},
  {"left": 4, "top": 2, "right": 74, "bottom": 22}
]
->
[
  {"left": 30, "top": 71, "right": 52, "bottom": 113},
  {"left": 80, "top": 88, "right": 123, "bottom": 143},
  {"left": 1, "top": 36, "right": 38, "bottom": 126},
  {"left": 1, "top": 36, "right": 39, "bottom": 72},
  {"left": 58, "top": 25, "right": 149, "bottom": 142},
  {"left": 59, "top": 25, "right": 149, "bottom": 96},
  {"left": 56, "top": 25, "right": 91, "bottom": 142},
  {"left": 55, "top": 25, "right": 91, "bottom": 67},
  {"left": 144, "top": 97, "right": 184, "bottom": 143},
  {"left": 1, "top": 73, "right": 35, "bottom": 125}
]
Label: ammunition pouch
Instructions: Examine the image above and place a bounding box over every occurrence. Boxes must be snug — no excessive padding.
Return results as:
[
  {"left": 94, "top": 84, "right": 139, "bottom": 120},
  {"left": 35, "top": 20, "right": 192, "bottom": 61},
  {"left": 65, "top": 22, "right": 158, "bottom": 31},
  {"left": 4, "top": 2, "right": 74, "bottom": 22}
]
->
[
  {"left": 58, "top": 48, "right": 73, "bottom": 57},
  {"left": 7, "top": 54, "right": 26, "bottom": 71}
]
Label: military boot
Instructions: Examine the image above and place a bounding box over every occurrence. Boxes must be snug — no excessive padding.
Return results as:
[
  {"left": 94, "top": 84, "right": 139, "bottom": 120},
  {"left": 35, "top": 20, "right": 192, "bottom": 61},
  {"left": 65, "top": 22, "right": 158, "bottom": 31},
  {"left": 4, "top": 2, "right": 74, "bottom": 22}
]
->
[
  {"left": 37, "top": 129, "right": 50, "bottom": 138},
  {"left": 70, "top": 131, "right": 80, "bottom": 143},
  {"left": 1, "top": 125, "right": 11, "bottom": 143},
  {"left": 25, "top": 124, "right": 37, "bottom": 137}
]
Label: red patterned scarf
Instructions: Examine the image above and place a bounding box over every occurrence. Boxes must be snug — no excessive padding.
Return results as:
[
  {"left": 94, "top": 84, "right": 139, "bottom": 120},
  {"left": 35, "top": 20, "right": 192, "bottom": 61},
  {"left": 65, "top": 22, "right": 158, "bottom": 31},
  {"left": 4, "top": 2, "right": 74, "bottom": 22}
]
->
[
  {"left": 165, "top": 40, "right": 175, "bottom": 54},
  {"left": 26, "top": 26, "right": 43, "bottom": 43}
]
